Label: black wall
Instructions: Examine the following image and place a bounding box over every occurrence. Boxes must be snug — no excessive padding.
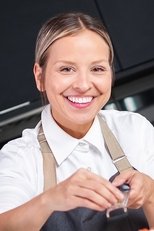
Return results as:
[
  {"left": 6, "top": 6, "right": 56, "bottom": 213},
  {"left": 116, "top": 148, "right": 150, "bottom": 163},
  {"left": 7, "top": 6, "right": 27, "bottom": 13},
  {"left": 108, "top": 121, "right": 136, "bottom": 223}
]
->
[
  {"left": 0, "top": 0, "right": 99, "bottom": 112},
  {"left": 0, "top": 0, "right": 154, "bottom": 130},
  {"left": 0, "top": 0, "right": 154, "bottom": 111}
]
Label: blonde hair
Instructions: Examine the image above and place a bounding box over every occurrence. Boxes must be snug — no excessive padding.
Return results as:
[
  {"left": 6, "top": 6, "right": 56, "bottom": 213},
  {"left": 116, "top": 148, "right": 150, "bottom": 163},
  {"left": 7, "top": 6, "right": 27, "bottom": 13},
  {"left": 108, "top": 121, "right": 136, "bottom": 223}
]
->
[
  {"left": 34, "top": 12, "right": 114, "bottom": 104},
  {"left": 35, "top": 12, "right": 114, "bottom": 68}
]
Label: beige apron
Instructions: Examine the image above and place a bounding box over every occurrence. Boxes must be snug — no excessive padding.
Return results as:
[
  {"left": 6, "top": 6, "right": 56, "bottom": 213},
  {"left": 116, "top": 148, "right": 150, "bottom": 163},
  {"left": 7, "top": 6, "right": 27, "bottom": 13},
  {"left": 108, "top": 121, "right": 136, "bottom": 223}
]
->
[{"left": 38, "top": 115, "right": 148, "bottom": 231}]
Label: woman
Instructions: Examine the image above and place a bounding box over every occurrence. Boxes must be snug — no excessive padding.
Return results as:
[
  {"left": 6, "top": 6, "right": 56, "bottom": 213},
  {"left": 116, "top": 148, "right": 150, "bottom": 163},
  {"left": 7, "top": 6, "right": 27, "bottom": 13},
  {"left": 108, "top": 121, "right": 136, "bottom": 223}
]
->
[{"left": 0, "top": 12, "right": 154, "bottom": 231}]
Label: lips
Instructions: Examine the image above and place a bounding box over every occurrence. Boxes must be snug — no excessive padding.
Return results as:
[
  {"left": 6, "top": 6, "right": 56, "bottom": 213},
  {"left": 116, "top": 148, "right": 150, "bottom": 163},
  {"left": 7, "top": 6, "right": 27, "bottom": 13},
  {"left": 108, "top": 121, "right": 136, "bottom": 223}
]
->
[{"left": 67, "top": 96, "right": 93, "bottom": 104}]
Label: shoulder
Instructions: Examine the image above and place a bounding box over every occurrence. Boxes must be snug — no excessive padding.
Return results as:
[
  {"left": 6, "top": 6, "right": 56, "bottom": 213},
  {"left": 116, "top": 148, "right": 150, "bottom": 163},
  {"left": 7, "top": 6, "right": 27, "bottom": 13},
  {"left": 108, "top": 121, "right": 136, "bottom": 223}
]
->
[
  {"left": 99, "top": 109, "right": 153, "bottom": 131},
  {"left": 98, "top": 109, "right": 154, "bottom": 151},
  {"left": 1, "top": 124, "right": 40, "bottom": 154},
  {"left": 98, "top": 110, "right": 154, "bottom": 176},
  {"left": 0, "top": 123, "right": 43, "bottom": 194}
]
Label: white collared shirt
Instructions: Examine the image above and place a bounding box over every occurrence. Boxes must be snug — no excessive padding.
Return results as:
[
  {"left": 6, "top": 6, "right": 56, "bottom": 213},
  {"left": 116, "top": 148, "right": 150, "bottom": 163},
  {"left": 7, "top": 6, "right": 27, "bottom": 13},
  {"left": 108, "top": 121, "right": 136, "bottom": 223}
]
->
[
  {"left": 41, "top": 105, "right": 117, "bottom": 183},
  {"left": 0, "top": 104, "right": 154, "bottom": 213}
]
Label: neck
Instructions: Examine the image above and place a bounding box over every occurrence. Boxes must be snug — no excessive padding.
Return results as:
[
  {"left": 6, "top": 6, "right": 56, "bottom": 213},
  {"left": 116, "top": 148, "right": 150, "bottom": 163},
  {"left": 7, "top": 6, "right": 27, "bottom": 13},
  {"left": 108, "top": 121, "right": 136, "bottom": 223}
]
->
[
  {"left": 55, "top": 119, "right": 93, "bottom": 139},
  {"left": 63, "top": 124, "right": 92, "bottom": 138}
]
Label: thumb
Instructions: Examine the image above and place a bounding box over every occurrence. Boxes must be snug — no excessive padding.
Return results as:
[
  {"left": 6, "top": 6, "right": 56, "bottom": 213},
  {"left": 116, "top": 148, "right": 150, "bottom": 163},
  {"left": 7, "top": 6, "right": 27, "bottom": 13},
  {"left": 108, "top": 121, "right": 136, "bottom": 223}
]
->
[{"left": 112, "top": 169, "right": 134, "bottom": 187}]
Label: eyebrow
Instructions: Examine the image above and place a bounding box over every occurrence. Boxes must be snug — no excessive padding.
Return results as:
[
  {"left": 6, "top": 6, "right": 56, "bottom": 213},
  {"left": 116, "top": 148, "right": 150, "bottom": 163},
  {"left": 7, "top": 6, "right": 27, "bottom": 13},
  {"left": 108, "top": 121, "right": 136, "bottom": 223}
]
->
[
  {"left": 90, "top": 59, "right": 110, "bottom": 64},
  {"left": 54, "top": 59, "right": 109, "bottom": 65},
  {"left": 54, "top": 60, "right": 76, "bottom": 65}
]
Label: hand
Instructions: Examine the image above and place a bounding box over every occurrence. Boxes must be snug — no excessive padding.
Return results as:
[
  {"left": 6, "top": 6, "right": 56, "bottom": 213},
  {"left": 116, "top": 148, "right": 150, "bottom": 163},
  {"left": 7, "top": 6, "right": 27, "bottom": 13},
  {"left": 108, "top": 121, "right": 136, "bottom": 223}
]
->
[
  {"left": 46, "top": 168, "right": 124, "bottom": 212},
  {"left": 112, "top": 169, "right": 154, "bottom": 209}
]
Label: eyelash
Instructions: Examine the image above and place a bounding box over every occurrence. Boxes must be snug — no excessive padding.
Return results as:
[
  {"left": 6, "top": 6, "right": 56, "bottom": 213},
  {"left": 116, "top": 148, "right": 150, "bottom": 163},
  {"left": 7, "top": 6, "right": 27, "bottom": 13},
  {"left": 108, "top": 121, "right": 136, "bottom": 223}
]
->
[
  {"left": 59, "top": 66, "right": 75, "bottom": 72},
  {"left": 91, "top": 66, "right": 106, "bottom": 72},
  {"left": 59, "top": 66, "right": 107, "bottom": 73}
]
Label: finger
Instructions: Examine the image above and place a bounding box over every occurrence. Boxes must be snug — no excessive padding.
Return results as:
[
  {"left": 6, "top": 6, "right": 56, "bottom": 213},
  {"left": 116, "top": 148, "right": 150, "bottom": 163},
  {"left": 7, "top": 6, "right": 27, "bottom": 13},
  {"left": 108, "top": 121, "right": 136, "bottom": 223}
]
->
[
  {"left": 80, "top": 179, "right": 123, "bottom": 203},
  {"left": 75, "top": 185, "right": 114, "bottom": 208},
  {"left": 77, "top": 169, "right": 124, "bottom": 200},
  {"left": 72, "top": 195, "right": 109, "bottom": 211},
  {"left": 112, "top": 169, "right": 136, "bottom": 187}
]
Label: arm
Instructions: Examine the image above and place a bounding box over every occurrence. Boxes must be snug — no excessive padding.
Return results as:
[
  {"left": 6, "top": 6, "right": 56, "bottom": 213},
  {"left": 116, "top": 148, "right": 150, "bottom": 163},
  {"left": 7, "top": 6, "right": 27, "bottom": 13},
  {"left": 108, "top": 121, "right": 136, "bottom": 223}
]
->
[
  {"left": 0, "top": 192, "right": 54, "bottom": 231},
  {"left": 0, "top": 168, "right": 124, "bottom": 231}
]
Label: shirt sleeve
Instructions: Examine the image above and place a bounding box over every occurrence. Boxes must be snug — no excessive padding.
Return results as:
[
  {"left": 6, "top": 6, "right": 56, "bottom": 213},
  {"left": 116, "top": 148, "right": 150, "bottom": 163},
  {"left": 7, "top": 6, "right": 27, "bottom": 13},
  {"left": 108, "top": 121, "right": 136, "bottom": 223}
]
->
[
  {"left": 0, "top": 129, "right": 43, "bottom": 213},
  {"left": 101, "top": 110, "right": 154, "bottom": 179},
  {"left": 138, "top": 115, "right": 154, "bottom": 178},
  {"left": 118, "top": 111, "right": 154, "bottom": 178}
]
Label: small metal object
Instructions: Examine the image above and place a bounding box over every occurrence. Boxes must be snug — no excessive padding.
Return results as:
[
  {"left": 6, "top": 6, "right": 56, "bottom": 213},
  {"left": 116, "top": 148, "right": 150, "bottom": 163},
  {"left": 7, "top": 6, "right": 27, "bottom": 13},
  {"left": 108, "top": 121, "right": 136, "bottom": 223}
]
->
[{"left": 106, "top": 183, "right": 130, "bottom": 218}]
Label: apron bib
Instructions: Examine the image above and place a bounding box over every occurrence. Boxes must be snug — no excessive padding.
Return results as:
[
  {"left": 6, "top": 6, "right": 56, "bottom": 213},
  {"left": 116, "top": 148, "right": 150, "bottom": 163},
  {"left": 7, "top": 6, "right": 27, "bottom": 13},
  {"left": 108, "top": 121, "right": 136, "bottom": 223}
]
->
[{"left": 38, "top": 114, "right": 148, "bottom": 231}]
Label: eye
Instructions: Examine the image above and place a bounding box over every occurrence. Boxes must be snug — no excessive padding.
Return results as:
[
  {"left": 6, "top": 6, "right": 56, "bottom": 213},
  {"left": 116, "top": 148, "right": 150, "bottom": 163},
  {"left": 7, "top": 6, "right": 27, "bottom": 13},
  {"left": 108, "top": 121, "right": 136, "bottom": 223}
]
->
[
  {"left": 91, "top": 66, "right": 106, "bottom": 73},
  {"left": 59, "top": 66, "right": 75, "bottom": 73}
]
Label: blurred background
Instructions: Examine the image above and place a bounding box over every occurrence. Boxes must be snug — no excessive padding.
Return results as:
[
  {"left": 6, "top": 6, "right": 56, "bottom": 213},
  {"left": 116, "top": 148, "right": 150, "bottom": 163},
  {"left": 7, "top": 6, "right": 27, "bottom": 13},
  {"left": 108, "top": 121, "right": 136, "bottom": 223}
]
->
[{"left": 0, "top": 0, "right": 154, "bottom": 148}]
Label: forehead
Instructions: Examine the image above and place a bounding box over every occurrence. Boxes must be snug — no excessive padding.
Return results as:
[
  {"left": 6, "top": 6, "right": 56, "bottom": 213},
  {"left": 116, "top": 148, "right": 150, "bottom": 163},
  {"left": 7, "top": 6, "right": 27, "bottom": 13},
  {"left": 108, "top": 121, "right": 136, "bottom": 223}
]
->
[
  {"left": 47, "top": 30, "right": 110, "bottom": 59},
  {"left": 54, "top": 29, "right": 108, "bottom": 46}
]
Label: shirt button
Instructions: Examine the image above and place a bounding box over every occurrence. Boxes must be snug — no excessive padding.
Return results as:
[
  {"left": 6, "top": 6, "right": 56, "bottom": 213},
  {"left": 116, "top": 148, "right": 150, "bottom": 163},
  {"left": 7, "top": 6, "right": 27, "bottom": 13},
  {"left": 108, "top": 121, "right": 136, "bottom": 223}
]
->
[
  {"left": 78, "top": 142, "right": 89, "bottom": 152},
  {"left": 79, "top": 142, "right": 86, "bottom": 146}
]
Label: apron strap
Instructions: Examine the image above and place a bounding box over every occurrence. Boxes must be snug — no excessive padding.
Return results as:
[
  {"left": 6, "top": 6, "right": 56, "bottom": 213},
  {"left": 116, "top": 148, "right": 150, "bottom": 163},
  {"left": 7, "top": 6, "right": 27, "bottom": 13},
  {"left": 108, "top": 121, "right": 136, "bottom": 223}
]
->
[
  {"left": 98, "top": 114, "right": 133, "bottom": 172},
  {"left": 37, "top": 126, "right": 57, "bottom": 191},
  {"left": 37, "top": 114, "right": 133, "bottom": 191}
]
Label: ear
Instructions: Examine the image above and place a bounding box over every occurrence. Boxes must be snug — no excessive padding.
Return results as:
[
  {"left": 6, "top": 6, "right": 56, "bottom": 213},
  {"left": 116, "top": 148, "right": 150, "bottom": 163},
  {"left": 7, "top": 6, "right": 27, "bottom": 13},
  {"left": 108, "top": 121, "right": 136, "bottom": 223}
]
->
[{"left": 33, "top": 63, "right": 44, "bottom": 92}]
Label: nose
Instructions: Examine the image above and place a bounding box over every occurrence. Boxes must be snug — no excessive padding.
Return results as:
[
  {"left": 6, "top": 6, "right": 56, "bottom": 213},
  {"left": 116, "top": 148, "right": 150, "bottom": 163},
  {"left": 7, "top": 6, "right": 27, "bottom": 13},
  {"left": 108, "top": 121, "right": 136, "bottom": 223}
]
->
[{"left": 72, "top": 71, "right": 92, "bottom": 92}]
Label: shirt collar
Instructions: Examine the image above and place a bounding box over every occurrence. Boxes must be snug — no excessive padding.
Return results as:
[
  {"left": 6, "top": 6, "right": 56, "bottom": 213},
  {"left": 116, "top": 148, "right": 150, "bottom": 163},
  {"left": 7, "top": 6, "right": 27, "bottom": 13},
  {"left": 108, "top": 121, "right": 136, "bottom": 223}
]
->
[{"left": 41, "top": 105, "right": 104, "bottom": 165}]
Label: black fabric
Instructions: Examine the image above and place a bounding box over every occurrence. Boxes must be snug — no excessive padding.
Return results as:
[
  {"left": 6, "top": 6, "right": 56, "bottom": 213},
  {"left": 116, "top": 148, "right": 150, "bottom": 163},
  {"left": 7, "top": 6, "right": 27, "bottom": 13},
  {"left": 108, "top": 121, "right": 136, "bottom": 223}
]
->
[
  {"left": 105, "top": 208, "right": 148, "bottom": 231},
  {"left": 41, "top": 172, "right": 148, "bottom": 231},
  {"left": 41, "top": 208, "right": 106, "bottom": 231},
  {"left": 41, "top": 207, "right": 148, "bottom": 231}
]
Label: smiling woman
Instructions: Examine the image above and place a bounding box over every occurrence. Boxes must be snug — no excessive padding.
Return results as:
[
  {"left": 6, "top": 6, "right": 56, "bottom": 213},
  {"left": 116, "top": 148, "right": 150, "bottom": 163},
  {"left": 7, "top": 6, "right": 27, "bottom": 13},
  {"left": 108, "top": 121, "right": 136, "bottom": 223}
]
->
[
  {"left": 34, "top": 29, "right": 112, "bottom": 136},
  {"left": 0, "top": 12, "right": 154, "bottom": 231}
]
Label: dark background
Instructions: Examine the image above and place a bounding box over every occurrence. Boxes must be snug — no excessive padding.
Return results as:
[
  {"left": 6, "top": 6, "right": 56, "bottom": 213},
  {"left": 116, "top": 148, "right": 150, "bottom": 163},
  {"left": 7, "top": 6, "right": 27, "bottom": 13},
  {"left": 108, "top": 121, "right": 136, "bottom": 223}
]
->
[{"left": 0, "top": 0, "right": 154, "bottom": 147}]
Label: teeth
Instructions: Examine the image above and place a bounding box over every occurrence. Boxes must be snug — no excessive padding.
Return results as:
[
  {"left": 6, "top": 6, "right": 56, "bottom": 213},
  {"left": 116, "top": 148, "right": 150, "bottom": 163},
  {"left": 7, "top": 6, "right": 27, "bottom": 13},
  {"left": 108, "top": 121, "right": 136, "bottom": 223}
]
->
[{"left": 67, "top": 96, "right": 93, "bottom": 103}]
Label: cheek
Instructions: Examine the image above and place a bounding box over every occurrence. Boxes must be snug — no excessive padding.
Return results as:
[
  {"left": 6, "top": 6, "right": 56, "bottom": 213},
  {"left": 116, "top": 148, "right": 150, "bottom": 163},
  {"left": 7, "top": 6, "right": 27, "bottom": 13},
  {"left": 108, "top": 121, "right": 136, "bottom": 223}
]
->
[
  {"left": 45, "top": 83, "right": 58, "bottom": 97},
  {"left": 44, "top": 74, "right": 58, "bottom": 91},
  {"left": 45, "top": 79, "right": 65, "bottom": 104},
  {"left": 98, "top": 76, "right": 112, "bottom": 93},
  {"left": 45, "top": 75, "right": 73, "bottom": 96}
]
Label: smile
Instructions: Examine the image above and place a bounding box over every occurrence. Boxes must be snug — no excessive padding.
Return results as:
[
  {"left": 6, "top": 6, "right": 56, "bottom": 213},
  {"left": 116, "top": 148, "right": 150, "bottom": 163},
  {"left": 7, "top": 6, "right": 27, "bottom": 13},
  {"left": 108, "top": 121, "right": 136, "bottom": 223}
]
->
[{"left": 67, "top": 96, "right": 93, "bottom": 104}]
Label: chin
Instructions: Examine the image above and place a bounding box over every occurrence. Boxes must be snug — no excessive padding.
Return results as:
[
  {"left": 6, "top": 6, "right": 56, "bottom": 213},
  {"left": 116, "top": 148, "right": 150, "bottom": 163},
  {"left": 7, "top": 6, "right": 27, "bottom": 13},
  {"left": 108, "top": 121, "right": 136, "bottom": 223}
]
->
[{"left": 71, "top": 115, "right": 95, "bottom": 125}]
